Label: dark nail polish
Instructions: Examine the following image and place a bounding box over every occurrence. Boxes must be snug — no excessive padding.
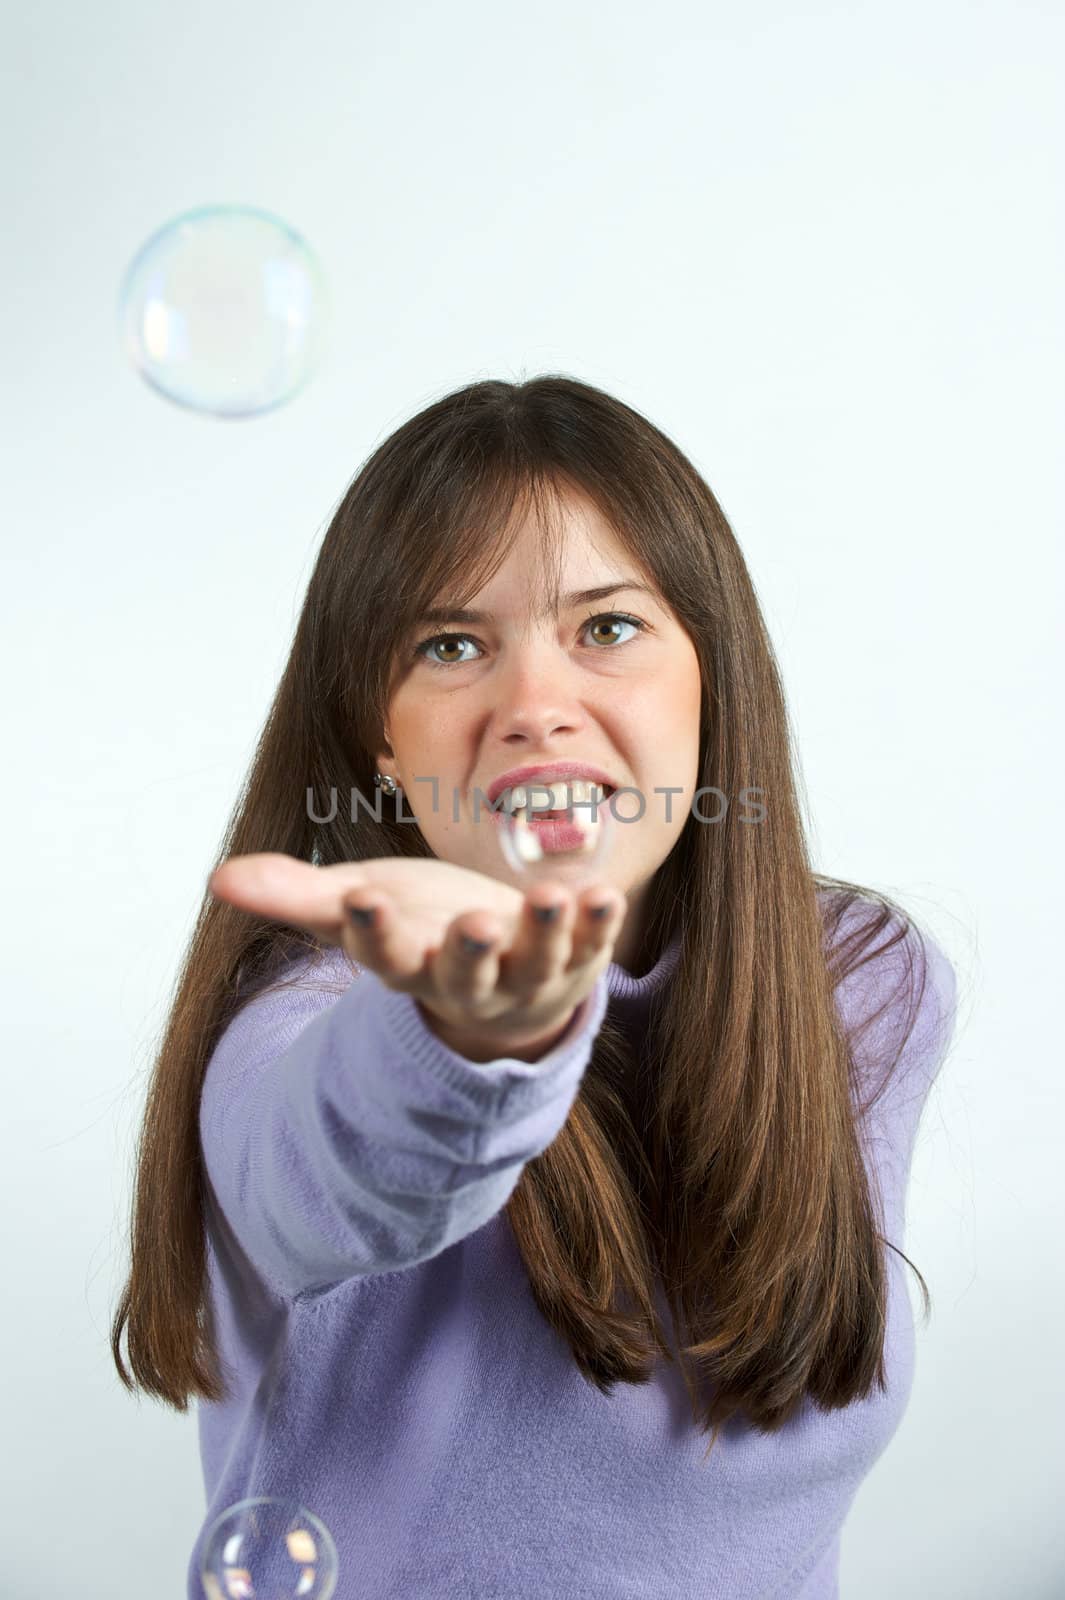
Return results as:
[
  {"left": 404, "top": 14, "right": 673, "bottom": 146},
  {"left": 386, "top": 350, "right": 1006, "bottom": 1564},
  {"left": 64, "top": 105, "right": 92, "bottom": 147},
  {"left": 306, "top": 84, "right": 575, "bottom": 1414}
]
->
[
  {"left": 462, "top": 934, "right": 492, "bottom": 955},
  {"left": 349, "top": 905, "right": 377, "bottom": 929},
  {"left": 533, "top": 904, "right": 561, "bottom": 924},
  {"left": 588, "top": 903, "right": 611, "bottom": 920}
]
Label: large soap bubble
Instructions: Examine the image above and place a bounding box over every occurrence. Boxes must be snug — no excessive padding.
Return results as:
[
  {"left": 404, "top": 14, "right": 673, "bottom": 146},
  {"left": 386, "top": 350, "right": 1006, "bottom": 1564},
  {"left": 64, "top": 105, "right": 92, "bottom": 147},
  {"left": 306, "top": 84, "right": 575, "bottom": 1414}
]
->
[
  {"left": 118, "top": 205, "right": 328, "bottom": 418},
  {"left": 199, "top": 1496, "right": 339, "bottom": 1598},
  {"left": 492, "top": 779, "right": 614, "bottom": 884}
]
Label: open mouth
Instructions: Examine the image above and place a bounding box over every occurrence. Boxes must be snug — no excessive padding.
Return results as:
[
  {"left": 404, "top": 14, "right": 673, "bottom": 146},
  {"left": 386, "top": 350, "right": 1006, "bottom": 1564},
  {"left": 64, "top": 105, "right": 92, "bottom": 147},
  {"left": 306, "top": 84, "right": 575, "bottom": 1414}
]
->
[
  {"left": 535, "top": 784, "right": 615, "bottom": 819},
  {"left": 517, "top": 785, "right": 613, "bottom": 819},
  {"left": 492, "top": 784, "right": 614, "bottom": 866}
]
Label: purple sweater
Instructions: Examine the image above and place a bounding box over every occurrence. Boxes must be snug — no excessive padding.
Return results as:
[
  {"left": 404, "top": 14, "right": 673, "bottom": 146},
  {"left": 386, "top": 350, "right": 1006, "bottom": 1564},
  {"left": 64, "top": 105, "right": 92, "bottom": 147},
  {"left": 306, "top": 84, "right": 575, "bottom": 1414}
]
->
[{"left": 190, "top": 902, "right": 957, "bottom": 1598}]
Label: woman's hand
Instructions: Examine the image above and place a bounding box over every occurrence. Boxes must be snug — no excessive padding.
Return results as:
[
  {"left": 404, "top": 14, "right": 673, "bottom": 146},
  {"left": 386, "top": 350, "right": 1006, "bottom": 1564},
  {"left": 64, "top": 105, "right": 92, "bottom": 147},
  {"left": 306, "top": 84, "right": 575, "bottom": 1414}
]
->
[{"left": 207, "top": 852, "right": 627, "bottom": 1061}]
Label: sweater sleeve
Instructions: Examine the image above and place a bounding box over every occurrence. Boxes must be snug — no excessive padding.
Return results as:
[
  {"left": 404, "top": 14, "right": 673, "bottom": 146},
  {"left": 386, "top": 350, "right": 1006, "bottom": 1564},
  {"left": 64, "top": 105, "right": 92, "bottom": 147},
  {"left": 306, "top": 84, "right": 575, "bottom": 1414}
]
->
[
  {"left": 199, "top": 950, "right": 611, "bottom": 1304},
  {"left": 832, "top": 908, "right": 960, "bottom": 1243}
]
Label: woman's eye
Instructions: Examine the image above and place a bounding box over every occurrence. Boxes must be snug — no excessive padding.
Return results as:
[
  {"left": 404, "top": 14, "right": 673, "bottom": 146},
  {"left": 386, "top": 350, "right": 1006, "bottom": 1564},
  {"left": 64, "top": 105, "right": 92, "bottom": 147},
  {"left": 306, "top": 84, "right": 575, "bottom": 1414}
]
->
[
  {"left": 413, "top": 612, "right": 646, "bottom": 668},
  {"left": 585, "top": 614, "right": 642, "bottom": 647},
  {"left": 415, "top": 634, "right": 479, "bottom": 666}
]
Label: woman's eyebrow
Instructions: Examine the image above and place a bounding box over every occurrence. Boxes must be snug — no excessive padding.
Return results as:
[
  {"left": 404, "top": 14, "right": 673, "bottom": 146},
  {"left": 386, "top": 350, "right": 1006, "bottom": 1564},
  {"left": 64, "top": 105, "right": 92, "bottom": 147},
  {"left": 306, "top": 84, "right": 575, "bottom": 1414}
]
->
[{"left": 413, "top": 582, "right": 659, "bottom": 627}]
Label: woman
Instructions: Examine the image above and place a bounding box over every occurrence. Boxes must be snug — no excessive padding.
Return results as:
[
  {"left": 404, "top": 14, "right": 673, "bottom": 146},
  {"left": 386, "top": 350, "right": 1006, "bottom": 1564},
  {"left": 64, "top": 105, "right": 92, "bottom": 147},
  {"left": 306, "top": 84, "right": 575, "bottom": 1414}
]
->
[{"left": 112, "top": 375, "right": 958, "bottom": 1597}]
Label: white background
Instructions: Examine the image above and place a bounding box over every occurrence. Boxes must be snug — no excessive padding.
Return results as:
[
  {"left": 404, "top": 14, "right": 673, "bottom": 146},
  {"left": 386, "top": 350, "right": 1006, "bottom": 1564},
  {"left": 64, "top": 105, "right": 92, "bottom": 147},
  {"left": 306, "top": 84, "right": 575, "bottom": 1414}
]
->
[{"left": 2, "top": 2, "right": 1061, "bottom": 1595}]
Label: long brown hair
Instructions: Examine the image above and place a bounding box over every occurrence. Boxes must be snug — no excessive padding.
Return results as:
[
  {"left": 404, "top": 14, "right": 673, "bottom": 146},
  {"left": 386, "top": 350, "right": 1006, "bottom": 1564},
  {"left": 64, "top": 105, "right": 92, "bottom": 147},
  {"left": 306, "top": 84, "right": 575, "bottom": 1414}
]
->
[{"left": 111, "top": 374, "right": 945, "bottom": 1457}]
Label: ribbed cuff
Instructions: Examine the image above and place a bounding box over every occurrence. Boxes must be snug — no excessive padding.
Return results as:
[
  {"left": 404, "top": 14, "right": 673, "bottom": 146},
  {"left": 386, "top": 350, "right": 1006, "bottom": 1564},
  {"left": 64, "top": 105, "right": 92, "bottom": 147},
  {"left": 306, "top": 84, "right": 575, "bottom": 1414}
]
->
[{"left": 337, "top": 967, "right": 612, "bottom": 1121}]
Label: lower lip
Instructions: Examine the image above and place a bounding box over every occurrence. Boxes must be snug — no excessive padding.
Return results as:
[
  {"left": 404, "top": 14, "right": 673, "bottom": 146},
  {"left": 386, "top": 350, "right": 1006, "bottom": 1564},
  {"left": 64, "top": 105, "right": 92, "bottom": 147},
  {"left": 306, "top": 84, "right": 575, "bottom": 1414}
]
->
[{"left": 486, "top": 794, "right": 614, "bottom": 854}]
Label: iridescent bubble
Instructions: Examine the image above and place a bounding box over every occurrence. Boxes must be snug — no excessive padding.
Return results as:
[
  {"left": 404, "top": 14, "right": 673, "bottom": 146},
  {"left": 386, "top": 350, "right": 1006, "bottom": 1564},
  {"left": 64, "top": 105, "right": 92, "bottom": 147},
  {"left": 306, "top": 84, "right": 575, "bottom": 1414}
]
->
[
  {"left": 200, "top": 1497, "right": 339, "bottom": 1599},
  {"left": 118, "top": 205, "right": 328, "bottom": 418},
  {"left": 494, "top": 779, "right": 613, "bottom": 884}
]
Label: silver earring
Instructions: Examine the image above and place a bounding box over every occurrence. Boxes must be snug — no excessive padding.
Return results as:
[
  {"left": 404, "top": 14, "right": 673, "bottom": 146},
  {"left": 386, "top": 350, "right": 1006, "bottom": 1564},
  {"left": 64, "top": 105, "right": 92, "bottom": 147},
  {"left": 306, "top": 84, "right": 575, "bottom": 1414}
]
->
[{"left": 374, "top": 771, "right": 399, "bottom": 796}]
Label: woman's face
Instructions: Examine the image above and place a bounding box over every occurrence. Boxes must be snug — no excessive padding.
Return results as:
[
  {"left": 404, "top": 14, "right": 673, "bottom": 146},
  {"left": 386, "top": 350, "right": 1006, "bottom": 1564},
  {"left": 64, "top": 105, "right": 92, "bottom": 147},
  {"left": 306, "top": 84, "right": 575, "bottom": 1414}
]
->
[{"left": 376, "top": 486, "right": 703, "bottom": 970}]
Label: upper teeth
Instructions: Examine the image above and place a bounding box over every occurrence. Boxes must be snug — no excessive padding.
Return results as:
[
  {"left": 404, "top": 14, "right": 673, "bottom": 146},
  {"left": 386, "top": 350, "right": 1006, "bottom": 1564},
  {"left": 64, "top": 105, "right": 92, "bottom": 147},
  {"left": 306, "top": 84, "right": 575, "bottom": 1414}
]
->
[{"left": 500, "top": 779, "right": 608, "bottom": 815}]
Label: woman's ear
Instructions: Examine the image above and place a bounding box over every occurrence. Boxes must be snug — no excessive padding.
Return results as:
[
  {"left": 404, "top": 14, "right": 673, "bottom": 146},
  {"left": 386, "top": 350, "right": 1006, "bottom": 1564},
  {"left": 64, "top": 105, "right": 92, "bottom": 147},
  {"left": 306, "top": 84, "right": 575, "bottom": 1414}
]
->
[{"left": 373, "top": 749, "right": 401, "bottom": 794}]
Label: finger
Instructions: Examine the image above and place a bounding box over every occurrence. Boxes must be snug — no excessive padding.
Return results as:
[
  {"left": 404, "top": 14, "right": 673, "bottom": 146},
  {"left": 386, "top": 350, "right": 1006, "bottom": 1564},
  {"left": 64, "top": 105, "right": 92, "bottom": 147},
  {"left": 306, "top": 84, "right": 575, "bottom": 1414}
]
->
[
  {"left": 340, "top": 891, "right": 425, "bottom": 991},
  {"left": 497, "top": 886, "right": 578, "bottom": 996},
  {"left": 427, "top": 913, "right": 506, "bottom": 1011},
  {"left": 208, "top": 852, "right": 369, "bottom": 946},
  {"left": 567, "top": 888, "right": 627, "bottom": 971}
]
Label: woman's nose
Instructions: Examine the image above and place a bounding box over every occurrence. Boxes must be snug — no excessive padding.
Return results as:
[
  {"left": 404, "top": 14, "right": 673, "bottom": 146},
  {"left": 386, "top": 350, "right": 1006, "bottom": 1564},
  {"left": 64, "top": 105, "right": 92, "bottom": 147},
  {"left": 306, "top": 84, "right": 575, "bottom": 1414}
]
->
[{"left": 488, "top": 642, "right": 585, "bottom": 727}]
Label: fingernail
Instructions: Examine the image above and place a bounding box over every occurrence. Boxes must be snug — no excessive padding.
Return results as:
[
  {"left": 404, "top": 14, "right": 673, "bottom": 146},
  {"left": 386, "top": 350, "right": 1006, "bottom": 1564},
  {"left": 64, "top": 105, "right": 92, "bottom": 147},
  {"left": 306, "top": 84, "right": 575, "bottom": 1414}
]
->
[
  {"left": 533, "top": 904, "right": 560, "bottom": 924},
  {"left": 349, "top": 904, "right": 377, "bottom": 929},
  {"left": 462, "top": 934, "right": 492, "bottom": 955},
  {"left": 588, "top": 903, "right": 612, "bottom": 920}
]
